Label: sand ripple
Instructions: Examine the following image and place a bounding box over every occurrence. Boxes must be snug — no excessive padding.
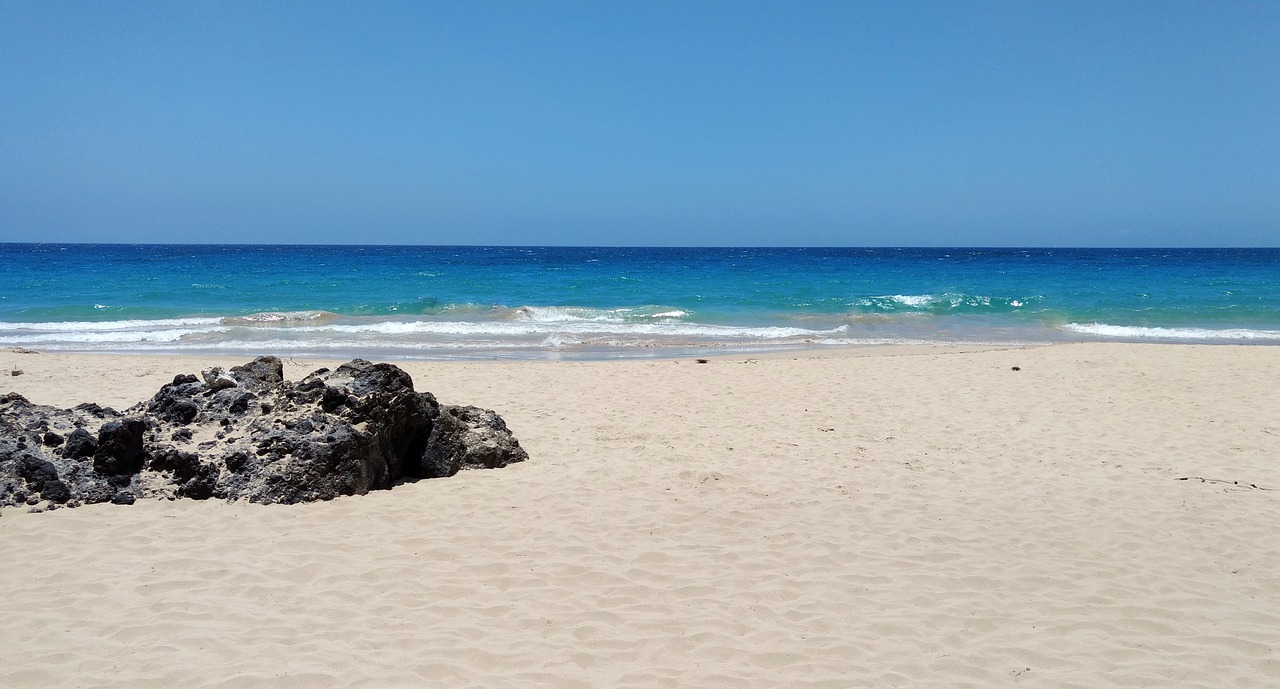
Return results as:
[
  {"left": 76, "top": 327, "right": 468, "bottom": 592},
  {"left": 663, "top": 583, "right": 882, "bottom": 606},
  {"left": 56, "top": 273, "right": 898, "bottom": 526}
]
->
[{"left": 2, "top": 344, "right": 1279, "bottom": 687}]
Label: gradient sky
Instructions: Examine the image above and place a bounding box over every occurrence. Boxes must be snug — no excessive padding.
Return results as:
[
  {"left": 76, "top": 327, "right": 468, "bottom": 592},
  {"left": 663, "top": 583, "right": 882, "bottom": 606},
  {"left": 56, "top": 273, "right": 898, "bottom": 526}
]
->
[{"left": 2, "top": 1, "right": 1277, "bottom": 246}]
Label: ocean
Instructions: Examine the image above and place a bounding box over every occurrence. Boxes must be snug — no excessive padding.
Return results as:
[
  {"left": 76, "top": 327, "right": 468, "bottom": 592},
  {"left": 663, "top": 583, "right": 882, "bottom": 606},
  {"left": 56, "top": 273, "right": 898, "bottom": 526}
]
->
[{"left": 1, "top": 245, "right": 1277, "bottom": 359}]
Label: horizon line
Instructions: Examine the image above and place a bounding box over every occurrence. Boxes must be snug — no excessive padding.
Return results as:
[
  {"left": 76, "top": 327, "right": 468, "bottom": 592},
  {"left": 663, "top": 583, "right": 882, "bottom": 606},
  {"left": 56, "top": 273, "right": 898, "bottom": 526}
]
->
[{"left": 2, "top": 242, "right": 1278, "bottom": 251}]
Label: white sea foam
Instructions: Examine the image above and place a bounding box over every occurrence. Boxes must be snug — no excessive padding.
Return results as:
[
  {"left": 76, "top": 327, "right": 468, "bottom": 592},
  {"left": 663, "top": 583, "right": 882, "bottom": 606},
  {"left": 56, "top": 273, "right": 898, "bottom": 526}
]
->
[
  {"left": 223, "top": 311, "right": 339, "bottom": 326},
  {"left": 287, "top": 320, "right": 846, "bottom": 339},
  {"left": 512, "top": 306, "right": 622, "bottom": 323},
  {"left": 3, "top": 317, "right": 224, "bottom": 331},
  {"left": 541, "top": 333, "right": 578, "bottom": 348},
  {"left": 199, "top": 338, "right": 543, "bottom": 351},
  {"left": 816, "top": 336, "right": 937, "bottom": 346},
  {"left": 887, "top": 294, "right": 935, "bottom": 307},
  {"left": 1063, "top": 323, "right": 1280, "bottom": 341},
  {"left": 859, "top": 294, "right": 1035, "bottom": 312},
  {"left": 0, "top": 303, "right": 1079, "bottom": 356},
  {"left": 0, "top": 312, "right": 851, "bottom": 353},
  {"left": 2, "top": 328, "right": 218, "bottom": 344},
  {"left": 509, "top": 305, "right": 689, "bottom": 322}
]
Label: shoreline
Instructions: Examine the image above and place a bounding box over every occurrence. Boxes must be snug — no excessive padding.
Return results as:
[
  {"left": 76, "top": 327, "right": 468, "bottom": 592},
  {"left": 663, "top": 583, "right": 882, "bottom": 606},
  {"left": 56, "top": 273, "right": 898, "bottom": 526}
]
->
[
  {"left": 0, "top": 340, "right": 1273, "bottom": 409},
  {"left": 4, "top": 342, "right": 1040, "bottom": 410},
  {"left": 3, "top": 342, "right": 1279, "bottom": 687}
]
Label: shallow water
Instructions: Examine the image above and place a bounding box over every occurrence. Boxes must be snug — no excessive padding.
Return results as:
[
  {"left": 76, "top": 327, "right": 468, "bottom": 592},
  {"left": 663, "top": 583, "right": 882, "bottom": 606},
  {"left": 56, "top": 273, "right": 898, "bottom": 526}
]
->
[{"left": 1, "top": 245, "right": 1277, "bottom": 358}]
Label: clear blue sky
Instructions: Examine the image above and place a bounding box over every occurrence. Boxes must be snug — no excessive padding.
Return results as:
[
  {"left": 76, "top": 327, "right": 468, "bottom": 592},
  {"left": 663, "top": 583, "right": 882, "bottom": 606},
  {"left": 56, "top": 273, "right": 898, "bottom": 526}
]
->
[{"left": 1, "top": 1, "right": 1277, "bottom": 246}]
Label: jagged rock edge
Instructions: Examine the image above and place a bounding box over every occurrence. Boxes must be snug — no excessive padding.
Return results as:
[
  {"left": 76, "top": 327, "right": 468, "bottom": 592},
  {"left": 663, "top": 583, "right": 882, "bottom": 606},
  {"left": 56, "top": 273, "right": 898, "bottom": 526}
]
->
[{"left": 0, "top": 357, "right": 528, "bottom": 511}]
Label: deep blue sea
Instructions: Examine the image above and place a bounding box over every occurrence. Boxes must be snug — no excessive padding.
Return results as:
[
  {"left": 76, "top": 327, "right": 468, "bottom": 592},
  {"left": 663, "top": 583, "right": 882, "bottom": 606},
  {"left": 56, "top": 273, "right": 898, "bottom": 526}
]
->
[{"left": 1, "top": 245, "right": 1278, "bottom": 359}]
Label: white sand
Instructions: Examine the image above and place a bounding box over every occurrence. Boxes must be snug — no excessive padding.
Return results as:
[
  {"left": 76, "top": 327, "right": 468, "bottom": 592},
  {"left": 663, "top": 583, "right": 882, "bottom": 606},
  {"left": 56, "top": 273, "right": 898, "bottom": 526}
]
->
[{"left": 1, "top": 343, "right": 1278, "bottom": 688}]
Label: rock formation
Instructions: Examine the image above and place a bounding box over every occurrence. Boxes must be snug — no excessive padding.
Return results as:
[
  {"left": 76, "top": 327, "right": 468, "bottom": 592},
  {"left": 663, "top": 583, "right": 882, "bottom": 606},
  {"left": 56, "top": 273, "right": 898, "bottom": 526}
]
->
[{"left": 0, "top": 357, "right": 527, "bottom": 511}]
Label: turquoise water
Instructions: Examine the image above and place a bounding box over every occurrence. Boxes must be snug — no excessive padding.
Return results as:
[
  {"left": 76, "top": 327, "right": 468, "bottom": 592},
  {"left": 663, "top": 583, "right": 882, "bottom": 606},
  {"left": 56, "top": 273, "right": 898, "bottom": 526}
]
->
[{"left": 1, "top": 245, "right": 1277, "bottom": 358}]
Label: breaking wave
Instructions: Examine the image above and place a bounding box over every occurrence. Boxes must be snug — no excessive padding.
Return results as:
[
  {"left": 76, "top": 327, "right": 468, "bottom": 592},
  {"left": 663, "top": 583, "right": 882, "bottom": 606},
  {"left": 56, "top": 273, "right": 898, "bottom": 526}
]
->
[
  {"left": 0, "top": 308, "right": 847, "bottom": 355},
  {"left": 223, "top": 311, "right": 342, "bottom": 326},
  {"left": 505, "top": 305, "right": 692, "bottom": 322},
  {"left": 855, "top": 293, "right": 1035, "bottom": 313},
  {"left": 5, "top": 317, "right": 224, "bottom": 331},
  {"left": 1062, "top": 323, "right": 1280, "bottom": 341}
]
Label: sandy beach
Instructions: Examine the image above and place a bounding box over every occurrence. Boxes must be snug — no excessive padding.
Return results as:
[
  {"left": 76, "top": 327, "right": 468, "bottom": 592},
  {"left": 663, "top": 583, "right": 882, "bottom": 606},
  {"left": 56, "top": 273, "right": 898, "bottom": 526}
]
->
[{"left": 1, "top": 343, "right": 1278, "bottom": 688}]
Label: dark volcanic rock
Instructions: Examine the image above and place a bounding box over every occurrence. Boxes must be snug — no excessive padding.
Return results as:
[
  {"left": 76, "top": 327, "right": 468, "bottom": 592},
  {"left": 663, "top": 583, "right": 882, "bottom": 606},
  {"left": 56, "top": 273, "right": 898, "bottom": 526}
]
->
[
  {"left": 93, "top": 419, "right": 148, "bottom": 475},
  {"left": 0, "top": 356, "right": 527, "bottom": 510},
  {"left": 425, "top": 405, "right": 529, "bottom": 478},
  {"left": 147, "top": 379, "right": 202, "bottom": 424},
  {"left": 40, "top": 478, "right": 72, "bottom": 503},
  {"left": 229, "top": 357, "right": 284, "bottom": 388},
  {"left": 63, "top": 428, "right": 97, "bottom": 458},
  {"left": 18, "top": 455, "right": 59, "bottom": 487}
]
